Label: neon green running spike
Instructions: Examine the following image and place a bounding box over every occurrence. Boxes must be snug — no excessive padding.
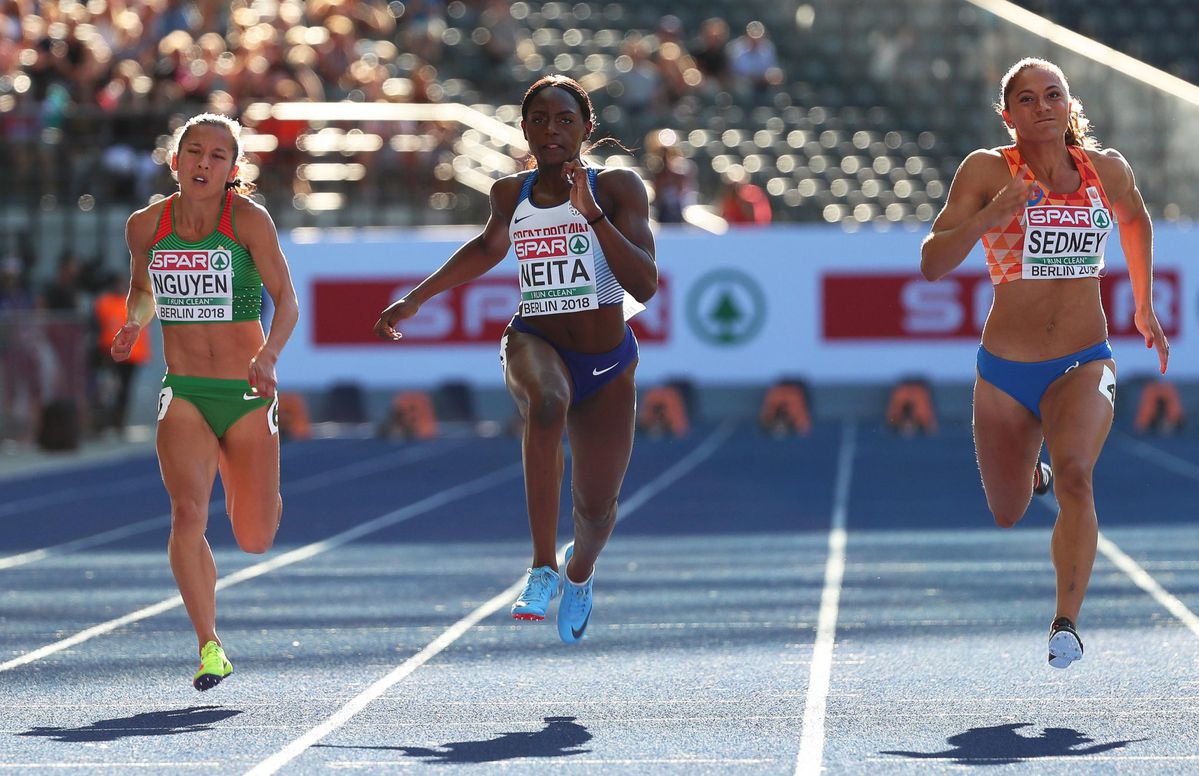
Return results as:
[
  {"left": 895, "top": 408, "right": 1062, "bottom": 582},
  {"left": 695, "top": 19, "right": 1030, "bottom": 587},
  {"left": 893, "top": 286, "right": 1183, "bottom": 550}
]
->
[{"left": 193, "top": 641, "right": 233, "bottom": 691}]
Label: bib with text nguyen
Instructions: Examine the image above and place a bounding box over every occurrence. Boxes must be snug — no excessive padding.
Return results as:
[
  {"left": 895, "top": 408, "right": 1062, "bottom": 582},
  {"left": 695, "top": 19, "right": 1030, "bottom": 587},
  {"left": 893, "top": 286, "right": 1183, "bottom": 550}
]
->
[{"left": 149, "top": 248, "right": 235, "bottom": 322}]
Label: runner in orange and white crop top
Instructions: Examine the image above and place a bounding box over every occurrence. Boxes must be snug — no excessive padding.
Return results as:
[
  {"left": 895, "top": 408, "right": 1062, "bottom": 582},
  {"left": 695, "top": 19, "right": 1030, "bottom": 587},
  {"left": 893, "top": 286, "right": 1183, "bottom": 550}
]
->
[{"left": 982, "top": 145, "right": 1113, "bottom": 285}]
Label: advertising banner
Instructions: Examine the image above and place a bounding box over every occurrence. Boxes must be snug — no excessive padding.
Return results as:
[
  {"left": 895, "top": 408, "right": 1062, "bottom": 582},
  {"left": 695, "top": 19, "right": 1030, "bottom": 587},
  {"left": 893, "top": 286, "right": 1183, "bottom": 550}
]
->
[{"left": 278, "top": 225, "right": 1195, "bottom": 388}]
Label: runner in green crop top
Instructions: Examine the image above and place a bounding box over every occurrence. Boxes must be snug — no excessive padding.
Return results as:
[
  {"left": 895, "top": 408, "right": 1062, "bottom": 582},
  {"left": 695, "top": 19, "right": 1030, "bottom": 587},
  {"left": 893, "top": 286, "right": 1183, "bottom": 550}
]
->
[
  {"left": 149, "top": 188, "right": 264, "bottom": 326},
  {"left": 111, "top": 112, "right": 300, "bottom": 691}
]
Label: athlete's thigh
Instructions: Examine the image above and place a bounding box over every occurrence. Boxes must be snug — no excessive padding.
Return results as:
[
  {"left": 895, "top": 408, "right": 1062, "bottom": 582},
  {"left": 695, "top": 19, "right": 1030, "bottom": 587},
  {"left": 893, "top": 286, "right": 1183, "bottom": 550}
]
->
[
  {"left": 218, "top": 402, "right": 280, "bottom": 525},
  {"left": 567, "top": 362, "right": 638, "bottom": 506},
  {"left": 156, "top": 395, "right": 220, "bottom": 511},
  {"left": 973, "top": 375, "right": 1043, "bottom": 502},
  {"left": 1039, "top": 359, "right": 1114, "bottom": 470},
  {"left": 502, "top": 328, "right": 571, "bottom": 409}
]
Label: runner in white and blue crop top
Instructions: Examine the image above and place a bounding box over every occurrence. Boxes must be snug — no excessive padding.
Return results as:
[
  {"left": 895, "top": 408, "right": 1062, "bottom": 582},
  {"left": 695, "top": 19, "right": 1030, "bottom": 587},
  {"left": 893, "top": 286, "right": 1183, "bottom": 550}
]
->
[{"left": 375, "top": 75, "right": 657, "bottom": 643}]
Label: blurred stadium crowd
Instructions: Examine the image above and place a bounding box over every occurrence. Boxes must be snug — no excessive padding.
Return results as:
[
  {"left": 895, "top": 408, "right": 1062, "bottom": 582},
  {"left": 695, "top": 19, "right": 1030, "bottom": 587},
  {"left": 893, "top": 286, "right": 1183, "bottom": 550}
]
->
[{"left": 0, "top": 0, "right": 796, "bottom": 224}]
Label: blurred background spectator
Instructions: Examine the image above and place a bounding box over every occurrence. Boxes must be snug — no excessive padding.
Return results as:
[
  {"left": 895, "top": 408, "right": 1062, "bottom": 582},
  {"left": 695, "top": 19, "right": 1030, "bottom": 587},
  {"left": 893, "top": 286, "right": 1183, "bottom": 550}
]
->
[
  {"left": 717, "top": 167, "right": 773, "bottom": 226},
  {"left": 91, "top": 270, "right": 149, "bottom": 436},
  {"left": 644, "top": 128, "right": 697, "bottom": 224}
]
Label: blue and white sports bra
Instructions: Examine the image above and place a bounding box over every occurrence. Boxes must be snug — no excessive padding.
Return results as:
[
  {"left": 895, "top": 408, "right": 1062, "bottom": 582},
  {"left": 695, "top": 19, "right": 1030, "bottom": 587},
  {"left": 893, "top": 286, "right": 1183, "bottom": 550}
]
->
[{"left": 508, "top": 168, "right": 627, "bottom": 318}]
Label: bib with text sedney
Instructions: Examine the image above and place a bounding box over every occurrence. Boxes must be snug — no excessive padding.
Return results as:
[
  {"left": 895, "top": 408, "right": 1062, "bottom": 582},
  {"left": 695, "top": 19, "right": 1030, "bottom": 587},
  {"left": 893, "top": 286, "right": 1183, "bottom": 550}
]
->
[
  {"left": 983, "top": 145, "right": 1113, "bottom": 284},
  {"left": 148, "top": 190, "right": 263, "bottom": 325},
  {"left": 509, "top": 168, "right": 630, "bottom": 318}
]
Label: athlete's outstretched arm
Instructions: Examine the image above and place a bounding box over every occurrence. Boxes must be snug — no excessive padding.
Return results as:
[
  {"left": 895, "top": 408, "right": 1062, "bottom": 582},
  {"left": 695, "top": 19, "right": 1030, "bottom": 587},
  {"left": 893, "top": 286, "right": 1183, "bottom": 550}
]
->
[
  {"left": 238, "top": 198, "right": 300, "bottom": 397},
  {"left": 1099, "top": 149, "right": 1169, "bottom": 374},
  {"left": 374, "top": 177, "right": 518, "bottom": 340},
  {"left": 112, "top": 207, "right": 158, "bottom": 362},
  {"left": 921, "top": 151, "right": 1030, "bottom": 281}
]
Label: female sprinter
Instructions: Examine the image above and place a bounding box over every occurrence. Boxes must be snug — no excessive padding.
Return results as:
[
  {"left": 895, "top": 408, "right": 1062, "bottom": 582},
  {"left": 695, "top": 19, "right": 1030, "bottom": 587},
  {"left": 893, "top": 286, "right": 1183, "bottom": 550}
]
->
[
  {"left": 921, "top": 58, "right": 1169, "bottom": 668},
  {"left": 374, "top": 75, "right": 657, "bottom": 644},
  {"left": 112, "top": 113, "right": 299, "bottom": 688}
]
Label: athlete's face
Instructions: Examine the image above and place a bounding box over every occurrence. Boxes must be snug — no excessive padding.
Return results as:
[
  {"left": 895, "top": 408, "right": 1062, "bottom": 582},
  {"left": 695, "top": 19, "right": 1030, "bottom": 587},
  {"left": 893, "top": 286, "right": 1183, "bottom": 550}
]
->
[
  {"left": 522, "top": 87, "right": 593, "bottom": 165},
  {"left": 1002, "top": 66, "right": 1071, "bottom": 143},
  {"left": 171, "top": 123, "right": 239, "bottom": 195}
]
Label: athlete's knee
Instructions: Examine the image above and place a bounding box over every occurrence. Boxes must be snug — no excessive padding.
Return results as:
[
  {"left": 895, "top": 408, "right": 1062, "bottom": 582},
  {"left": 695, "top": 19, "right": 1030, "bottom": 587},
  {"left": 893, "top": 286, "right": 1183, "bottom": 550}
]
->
[
  {"left": 523, "top": 389, "right": 569, "bottom": 431},
  {"left": 1050, "top": 457, "right": 1094, "bottom": 506},
  {"left": 986, "top": 496, "right": 1027, "bottom": 529},
  {"left": 990, "top": 508, "right": 1024, "bottom": 529},
  {"left": 234, "top": 525, "right": 275, "bottom": 554},
  {"left": 169, "top": 499, "right": 210, "bottom": 534},
  {"left": 573, "top": 493, "right": 617, "bottom": 528},
  {"left": 231, "top": 502, "right": 280, "bottom": 554}
]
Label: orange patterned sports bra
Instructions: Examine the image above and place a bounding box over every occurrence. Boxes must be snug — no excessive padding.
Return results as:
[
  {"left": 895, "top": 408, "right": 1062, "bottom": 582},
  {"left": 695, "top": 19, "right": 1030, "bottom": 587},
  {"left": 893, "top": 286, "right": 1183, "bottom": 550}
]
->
[{"left": 982, "top": 145, "right": 1113, "bottom": 285}]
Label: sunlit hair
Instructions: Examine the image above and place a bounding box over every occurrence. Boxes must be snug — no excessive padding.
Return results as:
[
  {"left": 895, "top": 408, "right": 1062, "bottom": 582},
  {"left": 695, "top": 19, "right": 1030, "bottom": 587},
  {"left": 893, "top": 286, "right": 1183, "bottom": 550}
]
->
[
  {"left": 994, "top": 57, "right": 1099, "bottom": 150},
  {"left": 171, "top": 112, "right": 256, "bottom": 194},
  {"left": 519, "top": 74, "right": 629, "bottom": 169}
]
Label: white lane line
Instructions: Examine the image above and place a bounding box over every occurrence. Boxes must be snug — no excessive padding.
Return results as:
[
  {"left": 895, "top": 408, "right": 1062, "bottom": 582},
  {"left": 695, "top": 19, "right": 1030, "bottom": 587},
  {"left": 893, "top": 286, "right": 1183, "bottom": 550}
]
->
[
  {"left": 870, "top": 754, "right": 1199, "bottom": 764},
  {"left": 1116, "top": 431, "right": 1199, "bottom": 480},
  {"left": 0, "top": 515, "right": 170, "bottom": 570},
  {"left": 0, "top": 440, "right": 467, "bottom": 571},
  {"left": 0, "top": 462, "right": 520, "bottom": 674},
  {"left": 0, "top": 764, "right": 223, "bottom": 770},
  {"left": 0, "top": 475, "right": 160, "bottom": 519},
  {"left": 0, "top": 438, "right": 340, "bottom": 519},
  {"left": 325, "top": 758, "right": 780, "bottom": 767},
  {"left": 795, "top": 419, "right": 856, "bottom": 776},
  {"left": 1037, "top": 435, "right": 1199, "bottom": 639},
  {"left": 1097, "top": 535, "right": 1199, "bottom": 639},
  {"left": 245, "top": 420, "right": 737, "bottom": 776}
]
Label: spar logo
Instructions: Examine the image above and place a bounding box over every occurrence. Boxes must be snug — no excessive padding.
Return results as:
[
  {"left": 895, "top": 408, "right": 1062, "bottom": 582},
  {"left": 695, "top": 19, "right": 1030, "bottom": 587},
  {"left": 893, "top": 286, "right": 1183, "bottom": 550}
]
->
[
  {"left": 1026, "top": 207, "right": 1102, "bottom": 228},
  {"left": 686, "top": 269, "right": 766, "bottom": 345},
  {"left": 568, "top": 235, "right": 589, "bottom": 254},
  {"left": 515, "top": 237, "right": 568, "bottom": 260},
  {"left": 151, "top": 251, "right": 210, "bottom": 270},
  {"left": 149, "top": 249, "right": 232, "bottom": 270}
]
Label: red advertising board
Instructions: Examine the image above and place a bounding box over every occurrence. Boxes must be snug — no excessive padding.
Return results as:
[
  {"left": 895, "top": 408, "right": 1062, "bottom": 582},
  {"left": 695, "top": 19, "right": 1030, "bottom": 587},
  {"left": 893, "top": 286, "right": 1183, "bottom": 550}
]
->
[
  {"left": 822, "top": 271, "right": 1180, "bottom": 339},
  {"left": 313, "top": 276, "right": 668, "bottom": 344}
]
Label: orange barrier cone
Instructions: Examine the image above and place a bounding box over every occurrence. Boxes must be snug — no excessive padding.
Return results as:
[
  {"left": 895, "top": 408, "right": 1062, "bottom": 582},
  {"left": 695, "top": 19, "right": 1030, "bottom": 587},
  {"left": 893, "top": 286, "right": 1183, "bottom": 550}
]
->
[
  {"left": 760, "top": 382, "right": 812, "bottom": 436},
  {"left": 1134, "top": 380, "right": 1184, "bottom": 435},
  {"left": 638, "top": 385, "right": 689, "bottom": 438},
  {"left": 887, "top": 380, "right": 937, "bottom": 437},
  {"left": 384, "top": 391, "right": 439, "bottom": 440}
]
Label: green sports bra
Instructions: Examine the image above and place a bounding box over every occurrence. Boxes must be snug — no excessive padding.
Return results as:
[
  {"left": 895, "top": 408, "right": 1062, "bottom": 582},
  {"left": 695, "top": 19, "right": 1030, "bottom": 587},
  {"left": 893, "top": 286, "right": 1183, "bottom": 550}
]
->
[{"left": 148, "top": 190, "right": 263, "bottom": 325}]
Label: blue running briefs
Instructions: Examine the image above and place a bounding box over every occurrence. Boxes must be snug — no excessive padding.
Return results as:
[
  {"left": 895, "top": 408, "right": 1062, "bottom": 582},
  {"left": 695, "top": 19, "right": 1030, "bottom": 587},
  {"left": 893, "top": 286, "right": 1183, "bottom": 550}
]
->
[{"left": 976, "top": 340, "right": 1113, "bottom": 419}]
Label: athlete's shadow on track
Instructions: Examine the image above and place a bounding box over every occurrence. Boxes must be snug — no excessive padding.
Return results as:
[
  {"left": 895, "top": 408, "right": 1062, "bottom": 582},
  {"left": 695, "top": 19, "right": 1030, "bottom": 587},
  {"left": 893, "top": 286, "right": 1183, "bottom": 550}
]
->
[
  {"left": 880, "top": 722, "right": 1145, "bottom": 766},
  {"left": 316, "top": 715, "right": 591, "bottom": 764},
  {"left": 18, "top": 705, "right": 241, "bottom": 743}
]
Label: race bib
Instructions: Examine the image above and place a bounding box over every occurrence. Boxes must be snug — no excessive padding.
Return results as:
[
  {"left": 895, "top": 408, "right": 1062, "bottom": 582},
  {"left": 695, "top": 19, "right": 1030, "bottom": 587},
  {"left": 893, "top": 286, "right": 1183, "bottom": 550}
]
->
[
  {"left": 514, "top": 225, "right": 598, "bottom": 317},
  {"left": 149, "top": 248, "right": 234, "bottom": 322},
  {"left": 1021, "top": 205, "right": 1111, "bottom": 280}
]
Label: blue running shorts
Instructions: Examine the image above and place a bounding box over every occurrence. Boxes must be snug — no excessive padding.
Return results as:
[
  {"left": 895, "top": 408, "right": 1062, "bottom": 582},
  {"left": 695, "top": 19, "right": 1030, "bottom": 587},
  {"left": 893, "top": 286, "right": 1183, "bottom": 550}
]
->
[
  {"left": 976, "top": 340, "right": 1113, "bottom": 419},
  {"left": 503, "top": 316, "right": 638, "bottom": 405}
]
